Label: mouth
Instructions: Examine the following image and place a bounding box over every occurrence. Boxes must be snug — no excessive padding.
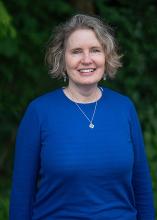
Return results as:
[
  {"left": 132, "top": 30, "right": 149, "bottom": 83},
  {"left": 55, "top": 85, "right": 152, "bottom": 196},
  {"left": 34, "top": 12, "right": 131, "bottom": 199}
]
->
[{"left": 78, "top": 68, "right": 96, "bottom": 74}]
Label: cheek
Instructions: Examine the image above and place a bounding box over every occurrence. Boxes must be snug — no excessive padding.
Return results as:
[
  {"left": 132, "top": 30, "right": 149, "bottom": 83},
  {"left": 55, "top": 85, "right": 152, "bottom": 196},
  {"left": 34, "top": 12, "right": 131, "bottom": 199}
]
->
[
  {"left": 65, "top": 55, "right": 78, "bottom": 70},
  {"left": 65, "top": 53, "right": 71, "bottom": 67},
  {"left": 94, "top": 55, "right": 105, "bottom": 66},
  {"left": 99, "top": 56, "right": 106, "bottom": 66},
  {"left": 64, "top": 55, "right": 70, "bottom": 68}
]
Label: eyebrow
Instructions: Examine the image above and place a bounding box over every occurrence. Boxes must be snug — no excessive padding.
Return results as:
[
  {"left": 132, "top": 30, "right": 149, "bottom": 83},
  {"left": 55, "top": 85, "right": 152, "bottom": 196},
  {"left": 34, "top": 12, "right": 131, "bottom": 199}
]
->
[
  {"left": 71, "top": 48, "right": 82, "bottom": 51},
  {"left": 70, "top": 46, "right": 102, "bottom": 51}
]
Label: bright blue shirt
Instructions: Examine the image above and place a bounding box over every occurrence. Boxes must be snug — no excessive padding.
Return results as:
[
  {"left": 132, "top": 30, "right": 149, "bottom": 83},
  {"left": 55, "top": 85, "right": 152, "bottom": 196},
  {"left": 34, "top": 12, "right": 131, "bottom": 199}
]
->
[{"left": 10, "top": 87, "right": 155, "bottom": 220}]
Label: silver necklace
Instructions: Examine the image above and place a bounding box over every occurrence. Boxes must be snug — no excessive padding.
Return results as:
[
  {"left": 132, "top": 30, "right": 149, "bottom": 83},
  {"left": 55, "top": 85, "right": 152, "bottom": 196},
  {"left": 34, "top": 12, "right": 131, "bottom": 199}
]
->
[
  {"left": 74, "top": 101, "right": 97, "bottom": 128},
  {"left": 67, "top": 88, "right": 98, "bottom": 129}
]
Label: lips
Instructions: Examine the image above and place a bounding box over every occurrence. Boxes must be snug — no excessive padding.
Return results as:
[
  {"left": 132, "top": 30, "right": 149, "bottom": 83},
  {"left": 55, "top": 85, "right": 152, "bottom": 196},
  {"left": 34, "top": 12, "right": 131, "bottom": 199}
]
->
[{"left": 78, "top": 68, "right": 96, "bottom": 73}]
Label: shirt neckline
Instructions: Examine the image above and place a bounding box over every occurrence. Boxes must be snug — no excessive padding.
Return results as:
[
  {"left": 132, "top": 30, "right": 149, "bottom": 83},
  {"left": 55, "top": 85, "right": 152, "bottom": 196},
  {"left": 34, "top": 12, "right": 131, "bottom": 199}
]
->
[{"left": 61, "top": 86, "right": 104, "bottom": 106}]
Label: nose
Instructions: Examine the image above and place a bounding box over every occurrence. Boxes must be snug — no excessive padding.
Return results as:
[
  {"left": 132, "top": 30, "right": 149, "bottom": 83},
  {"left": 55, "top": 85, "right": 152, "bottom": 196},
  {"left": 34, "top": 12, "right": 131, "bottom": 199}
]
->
[{"left": 81, "top": 52, "right": 92, "bottom": 65}]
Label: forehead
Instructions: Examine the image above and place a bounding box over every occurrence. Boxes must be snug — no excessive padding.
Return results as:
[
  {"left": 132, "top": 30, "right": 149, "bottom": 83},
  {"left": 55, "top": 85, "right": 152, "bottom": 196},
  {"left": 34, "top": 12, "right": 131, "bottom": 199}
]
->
[{"left": 66, "top": 29, "right": 102, "bottom": 48}]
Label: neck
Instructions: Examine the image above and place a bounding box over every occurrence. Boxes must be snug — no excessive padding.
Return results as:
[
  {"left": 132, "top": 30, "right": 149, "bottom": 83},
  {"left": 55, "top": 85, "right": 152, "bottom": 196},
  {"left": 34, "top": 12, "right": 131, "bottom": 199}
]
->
[{"left": 64, "top": 83, "right": 101, "bottom": 103}]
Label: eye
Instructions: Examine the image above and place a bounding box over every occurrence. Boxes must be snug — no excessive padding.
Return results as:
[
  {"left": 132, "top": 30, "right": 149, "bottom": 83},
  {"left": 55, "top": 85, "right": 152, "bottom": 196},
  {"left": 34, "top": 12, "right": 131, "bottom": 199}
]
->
[
  {"left": 71, "top": 49, "right": 82, "bottom": 54},
  {"left": 91, "top": 48, "right": 101, "bottom": 53}
]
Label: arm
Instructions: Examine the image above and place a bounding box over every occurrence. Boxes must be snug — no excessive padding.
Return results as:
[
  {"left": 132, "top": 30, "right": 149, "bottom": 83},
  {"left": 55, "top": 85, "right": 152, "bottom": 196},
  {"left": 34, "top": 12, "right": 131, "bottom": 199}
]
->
[
  {"left": 129, "top": 101, "right": 155, "bottom": 220},
  {"left": 9, "top": 102, "right": 41, "bottom": 220}
]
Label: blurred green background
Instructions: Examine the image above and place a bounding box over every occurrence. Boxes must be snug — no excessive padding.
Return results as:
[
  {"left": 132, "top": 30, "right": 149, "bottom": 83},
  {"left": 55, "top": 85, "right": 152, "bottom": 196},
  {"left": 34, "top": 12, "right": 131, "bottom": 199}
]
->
[{"left": 0, "top": 0, "right": 157, "bottom": 219}]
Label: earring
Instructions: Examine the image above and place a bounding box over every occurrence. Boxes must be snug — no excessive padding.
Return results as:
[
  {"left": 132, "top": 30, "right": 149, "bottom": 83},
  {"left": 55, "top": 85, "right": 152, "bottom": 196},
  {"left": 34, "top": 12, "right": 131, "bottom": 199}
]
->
[
  {"left": 103, "top": 74, "right": 107, "bottom": 80},
  {"left": 63, "top": 72, "right": 67, "bottom": 82}
]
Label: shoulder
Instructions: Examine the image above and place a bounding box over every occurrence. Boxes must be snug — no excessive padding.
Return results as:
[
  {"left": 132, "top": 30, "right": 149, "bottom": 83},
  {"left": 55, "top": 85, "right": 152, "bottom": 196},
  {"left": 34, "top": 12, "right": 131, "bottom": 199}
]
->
[
  {"left": 28, "top": 88, "right": 62, "bottom": 108},
  {"left": 102, "top": 86, "right": 134, "bottom": 109},
  {"left": 102, "top": 86, "right": 139, "bottom": 123},
  {"left": 23, "top": 88, "right": 63, "bottom": 118},
  {"left": 32, "top": 88, "right": 62, "bottom": 103}
]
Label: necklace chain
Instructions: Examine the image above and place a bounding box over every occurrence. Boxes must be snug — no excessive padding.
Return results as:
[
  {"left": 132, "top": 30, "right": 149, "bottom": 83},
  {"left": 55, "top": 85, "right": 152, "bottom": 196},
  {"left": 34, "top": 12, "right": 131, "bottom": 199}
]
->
[
  {"left": 74, "top": 101, "right": 97, "bottom": 128},
  {"left": 67, "top": 88, "right": 99, "bottom": 129}
]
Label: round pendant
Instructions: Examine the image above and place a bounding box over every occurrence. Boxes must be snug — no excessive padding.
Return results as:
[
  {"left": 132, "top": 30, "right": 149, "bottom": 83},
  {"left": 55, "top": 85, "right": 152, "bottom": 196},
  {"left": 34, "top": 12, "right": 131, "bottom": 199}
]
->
[{"left": 89, "top": 123, "right": 94, "bottom": 128}]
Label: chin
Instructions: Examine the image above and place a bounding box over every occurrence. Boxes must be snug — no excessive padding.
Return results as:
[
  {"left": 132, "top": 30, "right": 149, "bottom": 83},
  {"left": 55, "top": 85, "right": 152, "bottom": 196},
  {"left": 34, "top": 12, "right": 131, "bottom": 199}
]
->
[
  {"left": 82, "top": 77, "right": 102, "bottom": 84},
  {"left": 77, "top": 79, "right": 101, "bottom": 86}
]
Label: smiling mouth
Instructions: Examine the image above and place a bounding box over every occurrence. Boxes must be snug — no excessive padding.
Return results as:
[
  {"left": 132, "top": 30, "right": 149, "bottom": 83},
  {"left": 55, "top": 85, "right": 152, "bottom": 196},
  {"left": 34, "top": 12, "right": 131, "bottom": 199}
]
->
[{"left": 78, "top": 68, "right": 96, "bottom": 73}]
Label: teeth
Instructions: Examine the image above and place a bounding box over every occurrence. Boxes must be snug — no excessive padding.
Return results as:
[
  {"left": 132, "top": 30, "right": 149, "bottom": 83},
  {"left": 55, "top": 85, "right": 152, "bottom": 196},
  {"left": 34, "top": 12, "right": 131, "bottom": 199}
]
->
[{"left": 79, "top": 69, "right": 95, "bottom": 73}]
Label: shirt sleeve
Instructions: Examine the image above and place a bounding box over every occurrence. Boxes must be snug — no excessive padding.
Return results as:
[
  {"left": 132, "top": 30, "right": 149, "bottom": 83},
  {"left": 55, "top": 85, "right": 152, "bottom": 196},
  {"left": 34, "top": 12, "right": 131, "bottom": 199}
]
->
[
  {"left": 9, "top": 102, "right": 41, "bottom": 220},
  {"left": 129, "top": 101, "right": 155, "bottom": 220}
]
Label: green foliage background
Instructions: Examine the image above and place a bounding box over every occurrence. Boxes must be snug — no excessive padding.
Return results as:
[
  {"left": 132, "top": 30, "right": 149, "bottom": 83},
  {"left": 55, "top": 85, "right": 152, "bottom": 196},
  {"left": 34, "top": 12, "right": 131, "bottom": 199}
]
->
[{"left": 0, "top": 0, "right": 156, "bottom": 218}]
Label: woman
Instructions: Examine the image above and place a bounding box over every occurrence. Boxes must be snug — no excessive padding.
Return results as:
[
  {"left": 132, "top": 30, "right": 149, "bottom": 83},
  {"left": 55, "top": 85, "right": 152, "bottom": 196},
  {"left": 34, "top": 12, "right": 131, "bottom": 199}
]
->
[{"left": 10, "top": 14, "right": 154, "bottom": 219}]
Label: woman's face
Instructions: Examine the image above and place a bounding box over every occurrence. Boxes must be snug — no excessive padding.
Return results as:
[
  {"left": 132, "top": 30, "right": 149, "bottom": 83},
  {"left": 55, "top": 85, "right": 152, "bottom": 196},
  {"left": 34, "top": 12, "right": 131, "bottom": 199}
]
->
[{"left": 64, "top": 29, "right": 105, "bottom": 88}]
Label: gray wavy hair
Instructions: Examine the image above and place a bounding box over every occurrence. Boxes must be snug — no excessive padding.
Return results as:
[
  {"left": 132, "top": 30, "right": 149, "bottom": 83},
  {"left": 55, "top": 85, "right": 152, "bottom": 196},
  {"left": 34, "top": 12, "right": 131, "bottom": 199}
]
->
[{"left": 45, "top": 14, "right": 122, "bottom": 79}]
